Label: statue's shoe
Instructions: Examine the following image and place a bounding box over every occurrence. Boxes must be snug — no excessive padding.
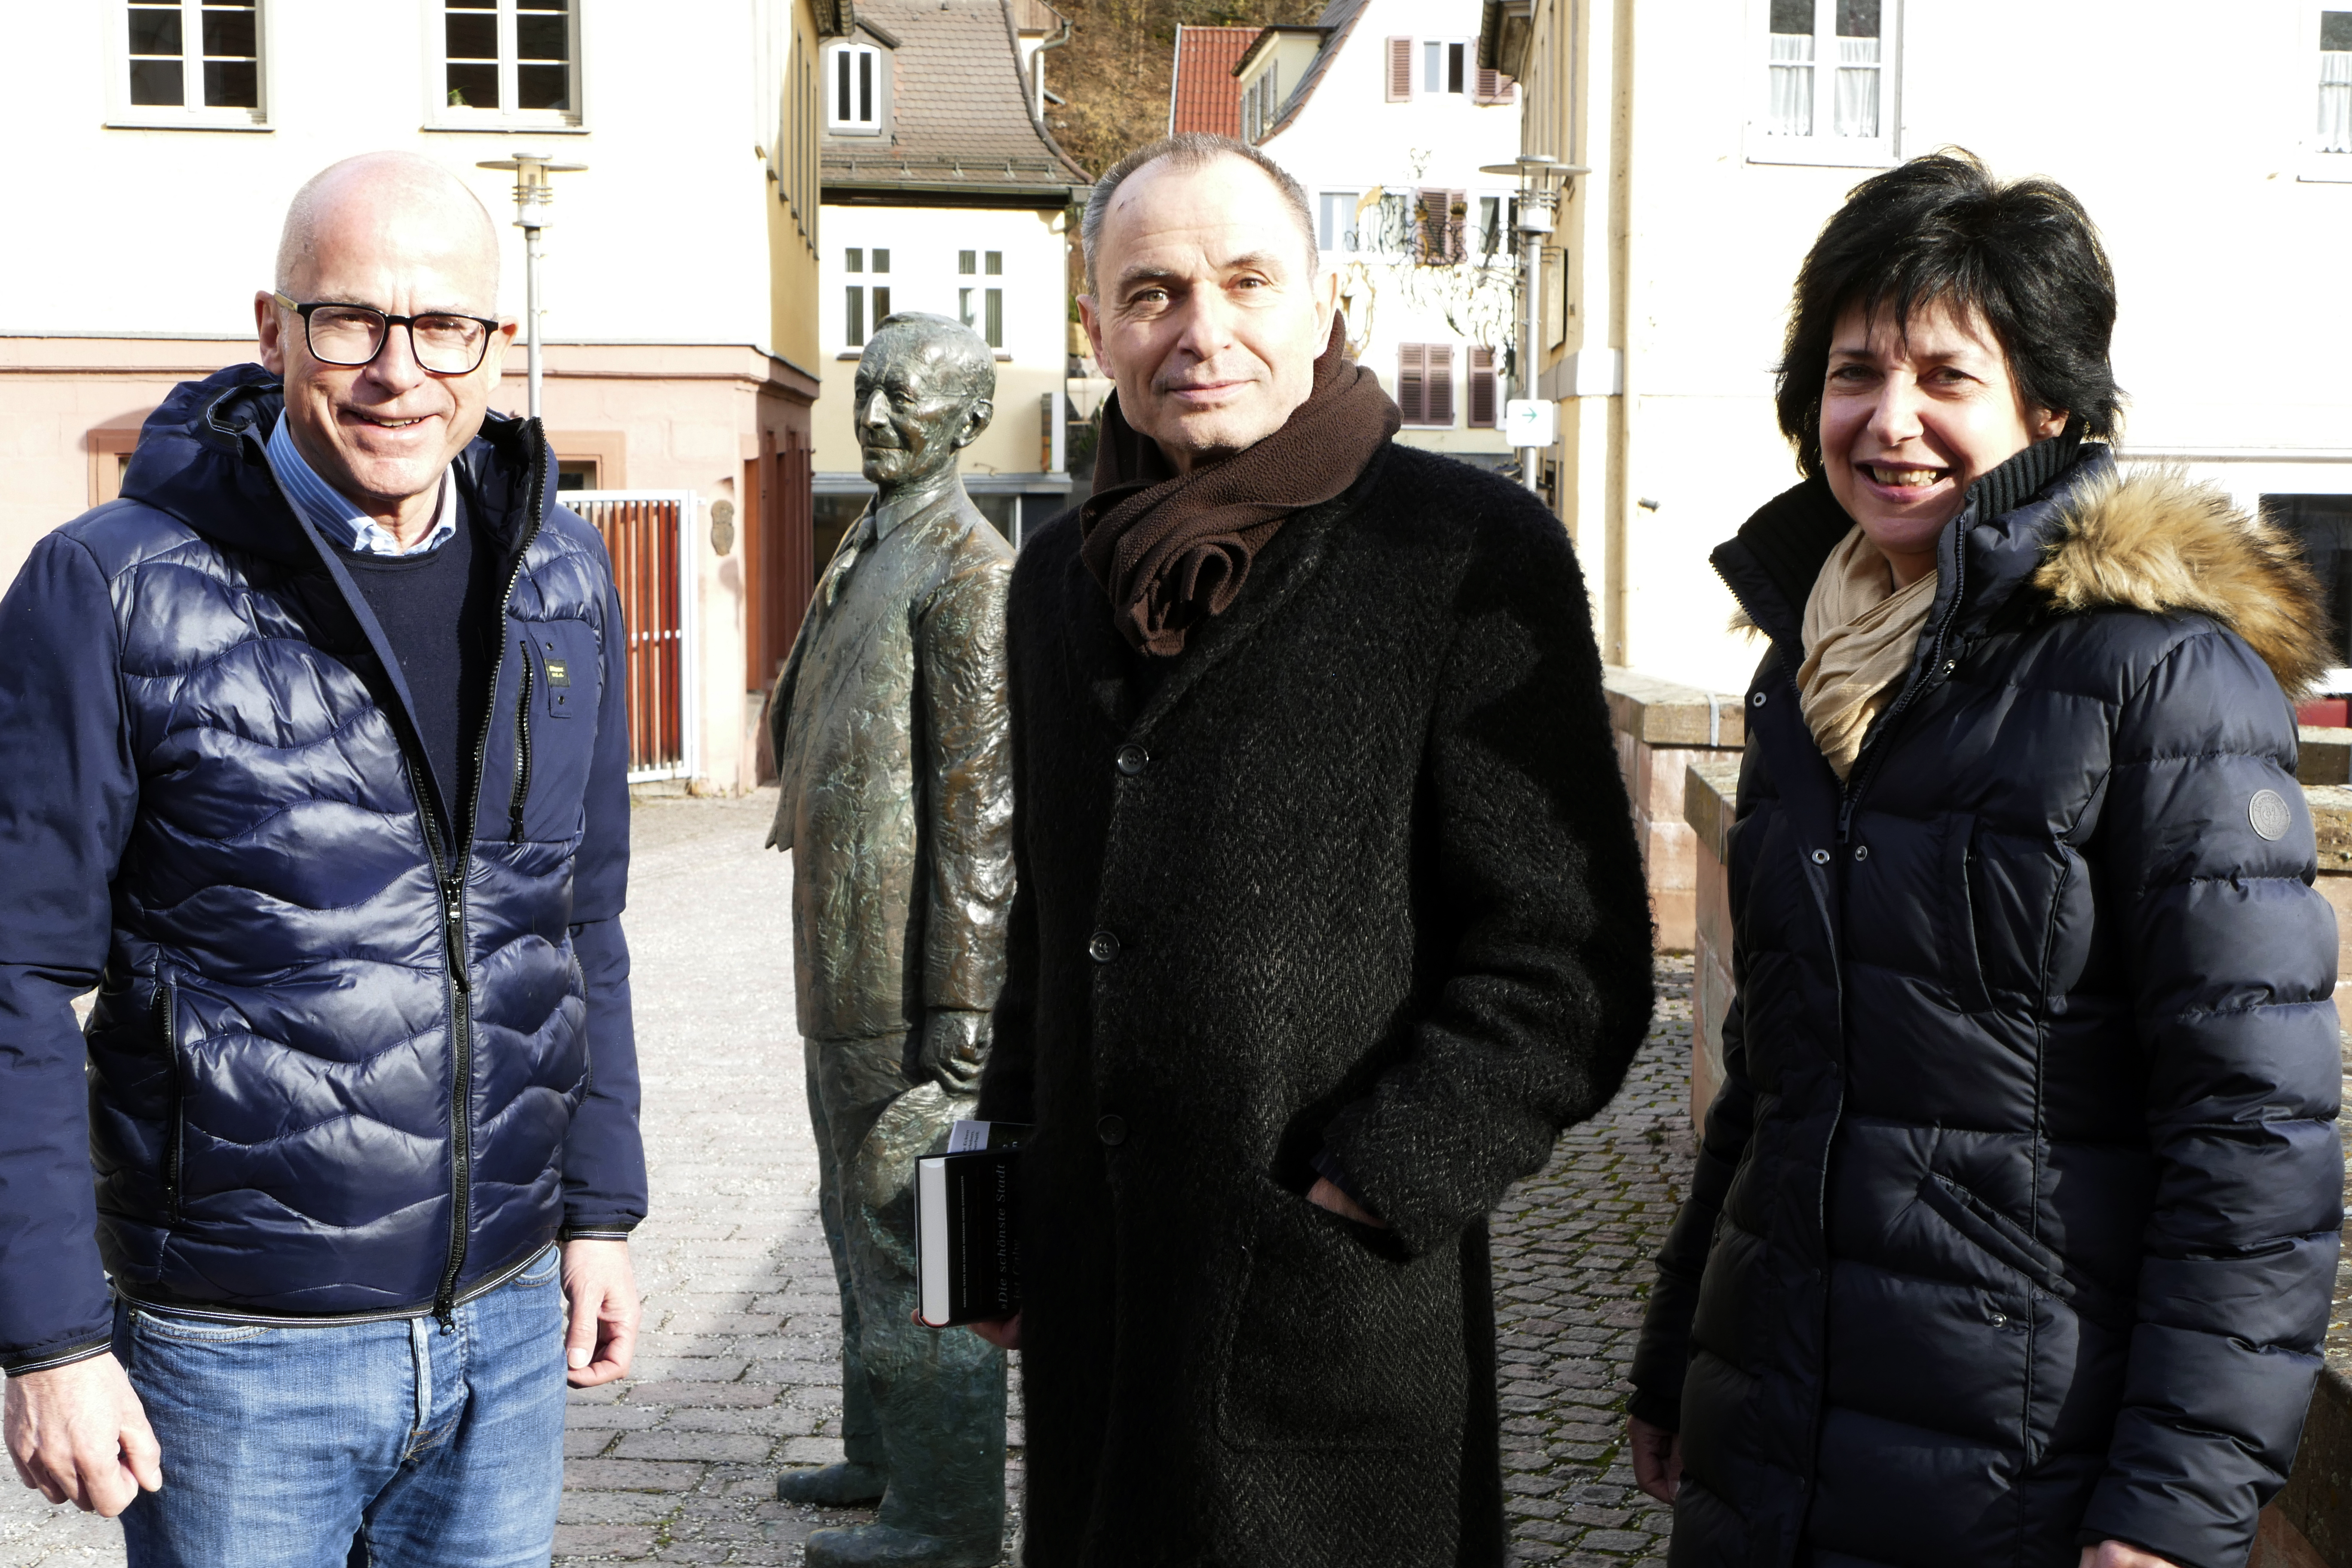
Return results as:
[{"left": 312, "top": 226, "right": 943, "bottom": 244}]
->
[
  {"left": 803, "top": 1522, "right": 1000, "bottom": 1568},
  {"left": 775, "top": 1462, "right": 888, "bottom": 1507}
]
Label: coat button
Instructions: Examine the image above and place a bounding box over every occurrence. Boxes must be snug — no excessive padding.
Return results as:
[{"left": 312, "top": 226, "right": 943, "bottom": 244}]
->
[
  {"left": 1751, "top": 690, "right": 1767, "bottom": 707},
  {"left": 1115, "top": 743, "right": 1148, "bottom": 776},
  {"left": 1810, "top": 848, "right": 1830, "bottom": 865},
  {"left": 1096, "top": 1114, "right": 1127, "bottom": 1145},
  {"left": 1853, "top": 845, "right": 1869, "bottom": 861},
  {"left": 1087, "top": 929, "right": 1121, "bottom": 964}
]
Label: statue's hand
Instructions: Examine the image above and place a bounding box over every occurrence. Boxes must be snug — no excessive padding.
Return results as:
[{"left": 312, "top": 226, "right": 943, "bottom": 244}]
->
[{"left": 917, "top": 1010, "right": 991, "bottom": 1094}]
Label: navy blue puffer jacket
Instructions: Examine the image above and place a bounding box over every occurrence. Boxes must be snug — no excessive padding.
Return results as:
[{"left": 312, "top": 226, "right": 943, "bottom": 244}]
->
[
  {"left": 1629, "top": 438, "right": 2343, "bottom": 1568},
  {"left": 0, "top": 364, "right": 644, "bottom": 1373}
]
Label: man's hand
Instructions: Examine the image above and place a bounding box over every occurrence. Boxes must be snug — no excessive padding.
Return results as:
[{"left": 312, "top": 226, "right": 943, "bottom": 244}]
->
[
  {"left": 5, "top": 1354, "right": 161, "bottom": 1517},
  {"left": 560, "top": 1238, "right": 640, "bottom": 1387},
  {"left": 1307, "top": 1176, "right": 1389, "bottom": 1229},
  {"left": 916, "top": 1011, "right": 990, "bottom": 1094},
  {"left": 1627, "top": 1414, "right": 1681, "bottom": 1504},
  {"left": 970, "top": 1313, "right": 1020, "bottom": 1352},
  {"left": 2079, "top": 1544, "right": 2178, "bottom": 1568}
]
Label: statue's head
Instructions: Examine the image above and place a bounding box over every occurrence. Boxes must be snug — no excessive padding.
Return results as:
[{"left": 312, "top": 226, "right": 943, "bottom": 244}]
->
[{"left": 854, "top": 313, "right": 996, "bottom": 493}]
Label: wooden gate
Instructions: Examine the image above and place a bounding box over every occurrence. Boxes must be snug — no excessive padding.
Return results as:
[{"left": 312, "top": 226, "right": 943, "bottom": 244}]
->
[{"left": 568, "top": 491, "right": 698, "bottom": 782}]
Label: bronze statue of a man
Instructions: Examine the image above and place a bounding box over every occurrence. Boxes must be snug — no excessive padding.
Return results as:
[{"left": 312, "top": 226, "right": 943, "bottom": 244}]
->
[{"left": 766, "top": 314, "right": 1015, "bottom": 1568}]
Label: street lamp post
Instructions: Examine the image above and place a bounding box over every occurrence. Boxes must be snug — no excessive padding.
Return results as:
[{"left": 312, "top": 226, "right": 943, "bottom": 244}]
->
[
  {"left": 476, "top": 152, "right": 587, "bottom": 420},
  {"left": 1480, "top": 156, "right": 1588, "bottom": 495}
]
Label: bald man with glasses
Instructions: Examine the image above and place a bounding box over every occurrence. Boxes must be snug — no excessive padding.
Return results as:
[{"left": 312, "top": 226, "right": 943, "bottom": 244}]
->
[{"left": 0, "top": 150, "right": 644, "bottom": 1567}]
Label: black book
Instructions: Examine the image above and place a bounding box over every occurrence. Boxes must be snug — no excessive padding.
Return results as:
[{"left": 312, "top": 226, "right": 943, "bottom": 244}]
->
[{"left": 914, "top": 1120, "right": 1029, "bottom": 1328}]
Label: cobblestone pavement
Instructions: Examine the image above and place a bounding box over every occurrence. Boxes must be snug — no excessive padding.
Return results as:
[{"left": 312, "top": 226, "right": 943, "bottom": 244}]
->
[
  {"left": 0, "top": 793, "right": 1696, "bottom": 1566},
  {"left": 1491, "top": 963, "right": 1694, "bottom": 1567}
]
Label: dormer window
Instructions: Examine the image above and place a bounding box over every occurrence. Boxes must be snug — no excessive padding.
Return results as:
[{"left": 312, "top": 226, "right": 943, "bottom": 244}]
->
[{"left": 829, "top": 41, "right": 883, "bottom": 133}]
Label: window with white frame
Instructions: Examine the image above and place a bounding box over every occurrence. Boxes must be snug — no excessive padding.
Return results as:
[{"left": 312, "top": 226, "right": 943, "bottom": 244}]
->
[
  {"left": 119, "top": 0, "right": 265, "bottom": 125},
  {"left": 2320, "top": 11, "right": 2352, "bottom": 153},
  {"left": 1242, "top": 61, "right": 1280, "bottom": 143},
  {"left": 829, "top": 42, "right": 883, "bottom": 132},
  {"left": 1424, "top": 40, "right": 1468, "bottom": 95},
  {"left": 1475, "top": 195, "right": 1513, "bottom": 259},
  {"left": 437, "top": 0, "right": 577, "bottom": 123},
  {"left": 1753, "top": 0, "right": 1896, "bottom": 166},
  {"left": 959, "top": 250, "right": 1004, "bottom": 349},
  {"left": 1318, "top": 190, "right": 1363, "bottom": 252}
]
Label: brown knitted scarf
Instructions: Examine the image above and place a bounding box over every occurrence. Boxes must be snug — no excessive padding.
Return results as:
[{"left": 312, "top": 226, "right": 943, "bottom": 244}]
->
[{"left": 1078, "top": 315, "right": 1400, "bottom": 655}]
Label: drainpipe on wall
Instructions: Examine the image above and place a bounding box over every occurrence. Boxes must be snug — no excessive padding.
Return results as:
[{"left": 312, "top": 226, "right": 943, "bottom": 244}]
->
[{"left": 1012, "top": 3, "right": 1074, "bottom": 130}]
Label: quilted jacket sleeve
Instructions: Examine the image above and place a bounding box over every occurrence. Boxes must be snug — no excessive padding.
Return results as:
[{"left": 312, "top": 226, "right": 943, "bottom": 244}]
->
[
  {"left": 1628, "top": 996, "right": 1759, "bottom": 1430},
  {"left": 1319, "top": 502, "right": 1657, "bottom": 1259},
  {"left": 559, "top": 568, "right": 646, "bottom": 1239},
  {"left": 0, "top": 534, "right": 139, "bottom": 1373},
  {"left": 2076, "top": 627, "right": 2343, "bottom": 1568},
  {"left": 1628, "top": 738, "right": 1771, "bottom": 1430}
]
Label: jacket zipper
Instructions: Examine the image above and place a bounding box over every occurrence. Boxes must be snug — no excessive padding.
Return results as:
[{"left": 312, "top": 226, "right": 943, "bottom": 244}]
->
[
  {"left": 1834, "top": 542, "right": 1969, "bottom": 844},
  {"left": 508, "top": 640, "right": 533, "bottom": 843},
  {"left": 155, "top": 976, "right": 184, "bottom": 1225},
  {"left": 432, "top": 421, "right": 550, "bottom": 1329},
  {"left": 242, "top": 408, "right": 551, "bottom": 1333}
]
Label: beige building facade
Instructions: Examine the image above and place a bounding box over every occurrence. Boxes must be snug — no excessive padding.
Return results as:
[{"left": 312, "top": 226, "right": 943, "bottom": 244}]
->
[
  {"left": 0, "top": 0, "right": 844, "bottom": 793},
  {"left": 1483, "top": 0, "right": 2352, "bottom": 696}
]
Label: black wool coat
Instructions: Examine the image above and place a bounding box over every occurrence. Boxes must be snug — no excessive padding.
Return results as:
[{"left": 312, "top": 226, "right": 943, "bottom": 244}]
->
[
  {"left": 1629, "top": 439, "right": 2344, "bottom": 1568},
  {"left": 975, "top": 444, "right": 1656, "bottom": 1567}
]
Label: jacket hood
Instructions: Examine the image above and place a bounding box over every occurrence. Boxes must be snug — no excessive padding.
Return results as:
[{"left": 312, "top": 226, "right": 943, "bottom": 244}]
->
[
  {"left": 119, "top": 363, "right": 554, "bottom": 566},
  {"left": 2032, "top": 466, "right": 2334, "bottom": 697},
  {"left": 1714, "top": 433, "right": 2091, "bottom": 650},
  {"left": 1714, "top": 439, "right": 2331, "bottom": 701}
]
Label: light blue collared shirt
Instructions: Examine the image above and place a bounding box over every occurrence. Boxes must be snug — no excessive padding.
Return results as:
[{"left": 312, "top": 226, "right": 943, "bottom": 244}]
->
[{"left": 265, "top": 413, "right": 457, "bottom": 556}]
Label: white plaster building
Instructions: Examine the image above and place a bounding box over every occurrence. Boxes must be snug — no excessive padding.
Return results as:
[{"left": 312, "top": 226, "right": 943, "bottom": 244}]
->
[
  {"left": 1179, "top": 0, "right": 1525, "bottom": 464},
  {"left": 811, "top": 0, "right": 1086, "bottom": 557},
  {"left": 0, "top": 0, "right": 849, "bottom": 793},
  {"left": 1485, "top": 0, "right": 2352, "bottom": 697}
]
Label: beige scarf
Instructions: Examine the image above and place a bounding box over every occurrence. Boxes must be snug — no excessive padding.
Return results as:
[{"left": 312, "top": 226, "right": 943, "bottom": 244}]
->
[{"left": 1798, "top": 525, "right": 1937, "bottom": 779}]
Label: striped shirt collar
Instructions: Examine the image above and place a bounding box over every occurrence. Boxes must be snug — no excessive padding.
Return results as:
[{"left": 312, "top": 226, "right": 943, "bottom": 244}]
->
[{"left": 265, "top": 413, "right": 457, "bottom": 557}]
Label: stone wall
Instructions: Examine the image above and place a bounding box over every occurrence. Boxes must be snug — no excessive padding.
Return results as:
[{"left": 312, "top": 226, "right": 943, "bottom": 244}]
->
[{"left": 1602, "top": 669, "right": 1745, "bottom": 954}]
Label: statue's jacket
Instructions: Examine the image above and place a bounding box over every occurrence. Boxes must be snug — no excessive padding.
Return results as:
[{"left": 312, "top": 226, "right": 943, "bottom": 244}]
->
[
  {"left": 0, "top": 364, "right": 645, "bottom": 1375},
  {"left": 768, "top": 487, "right": 1015, "bottom": 1042}
]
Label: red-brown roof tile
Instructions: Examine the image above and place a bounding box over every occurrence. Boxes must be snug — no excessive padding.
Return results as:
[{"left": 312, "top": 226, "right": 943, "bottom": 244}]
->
[{"left": 1167, "top": 24, "right": 1256, "bottom": 138}]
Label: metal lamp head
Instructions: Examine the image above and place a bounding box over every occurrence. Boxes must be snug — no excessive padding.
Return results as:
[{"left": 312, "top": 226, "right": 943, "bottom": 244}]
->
[{"left": 476, "top": 152, "right": 588, "bottom": 231}]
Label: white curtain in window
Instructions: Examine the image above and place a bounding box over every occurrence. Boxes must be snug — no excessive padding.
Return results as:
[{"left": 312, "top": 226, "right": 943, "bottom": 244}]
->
[
  {"left": 1834, "top": 36, "right": 1880, "bottom": 138},
  {"left": 1768, "top": 33, "right": 1813, "bottom": 137},
  {"left": 2322, "top": 52, "right": 2352, "bottom": 154}
]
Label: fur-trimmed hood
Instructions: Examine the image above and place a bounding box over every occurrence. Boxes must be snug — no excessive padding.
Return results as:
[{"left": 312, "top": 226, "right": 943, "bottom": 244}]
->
[{"left": 2033, "top": 467, "right": 2334, "bottom": 697}]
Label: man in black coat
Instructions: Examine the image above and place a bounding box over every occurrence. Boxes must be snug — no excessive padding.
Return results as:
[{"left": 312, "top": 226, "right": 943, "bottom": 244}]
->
[{"left": 969, "top": 131, "right": 1656, "bottom": 1567}]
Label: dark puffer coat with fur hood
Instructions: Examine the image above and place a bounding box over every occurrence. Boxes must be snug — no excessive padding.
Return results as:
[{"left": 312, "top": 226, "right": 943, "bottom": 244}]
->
[{"left": 1630, "top": 435, "right": 2343, "bottom": 1568}]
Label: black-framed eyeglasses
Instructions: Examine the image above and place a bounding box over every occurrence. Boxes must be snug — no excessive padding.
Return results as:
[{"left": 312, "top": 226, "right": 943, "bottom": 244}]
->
[{"left": 272, "top": 292, "right": 501, "bottom": 376}]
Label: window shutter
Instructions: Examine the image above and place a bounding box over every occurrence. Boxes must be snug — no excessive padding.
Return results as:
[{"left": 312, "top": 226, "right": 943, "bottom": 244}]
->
[
  {"left": 1469, "top": 347, "right": 1497, "bottom": 427},
  {"left": 1475, "top": 67, "right": 1517, "bottom": 104},
  {"left": 1420, "top": 190, "right": 1466, "bottom": 262},
  {"left": 1387, "top": 37, "right": 1413, "bottom": 101},
  {"left": 1396, "top": 344, "right": 1426, "bottom": 423},
  {"left": 1428, "top": 346, "right": 1455, "bottom": 426}
]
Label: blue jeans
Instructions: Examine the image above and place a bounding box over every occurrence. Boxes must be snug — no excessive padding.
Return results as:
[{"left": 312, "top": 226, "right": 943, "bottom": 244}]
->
[{"left": 114, "top": 1246, "right": 568, "bottom": 1568}]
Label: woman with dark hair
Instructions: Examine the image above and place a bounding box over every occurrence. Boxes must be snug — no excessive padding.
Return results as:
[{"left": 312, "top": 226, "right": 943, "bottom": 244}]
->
[{"left": 1625, "top": 151, "right": 2343, "bottom": 1568}]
